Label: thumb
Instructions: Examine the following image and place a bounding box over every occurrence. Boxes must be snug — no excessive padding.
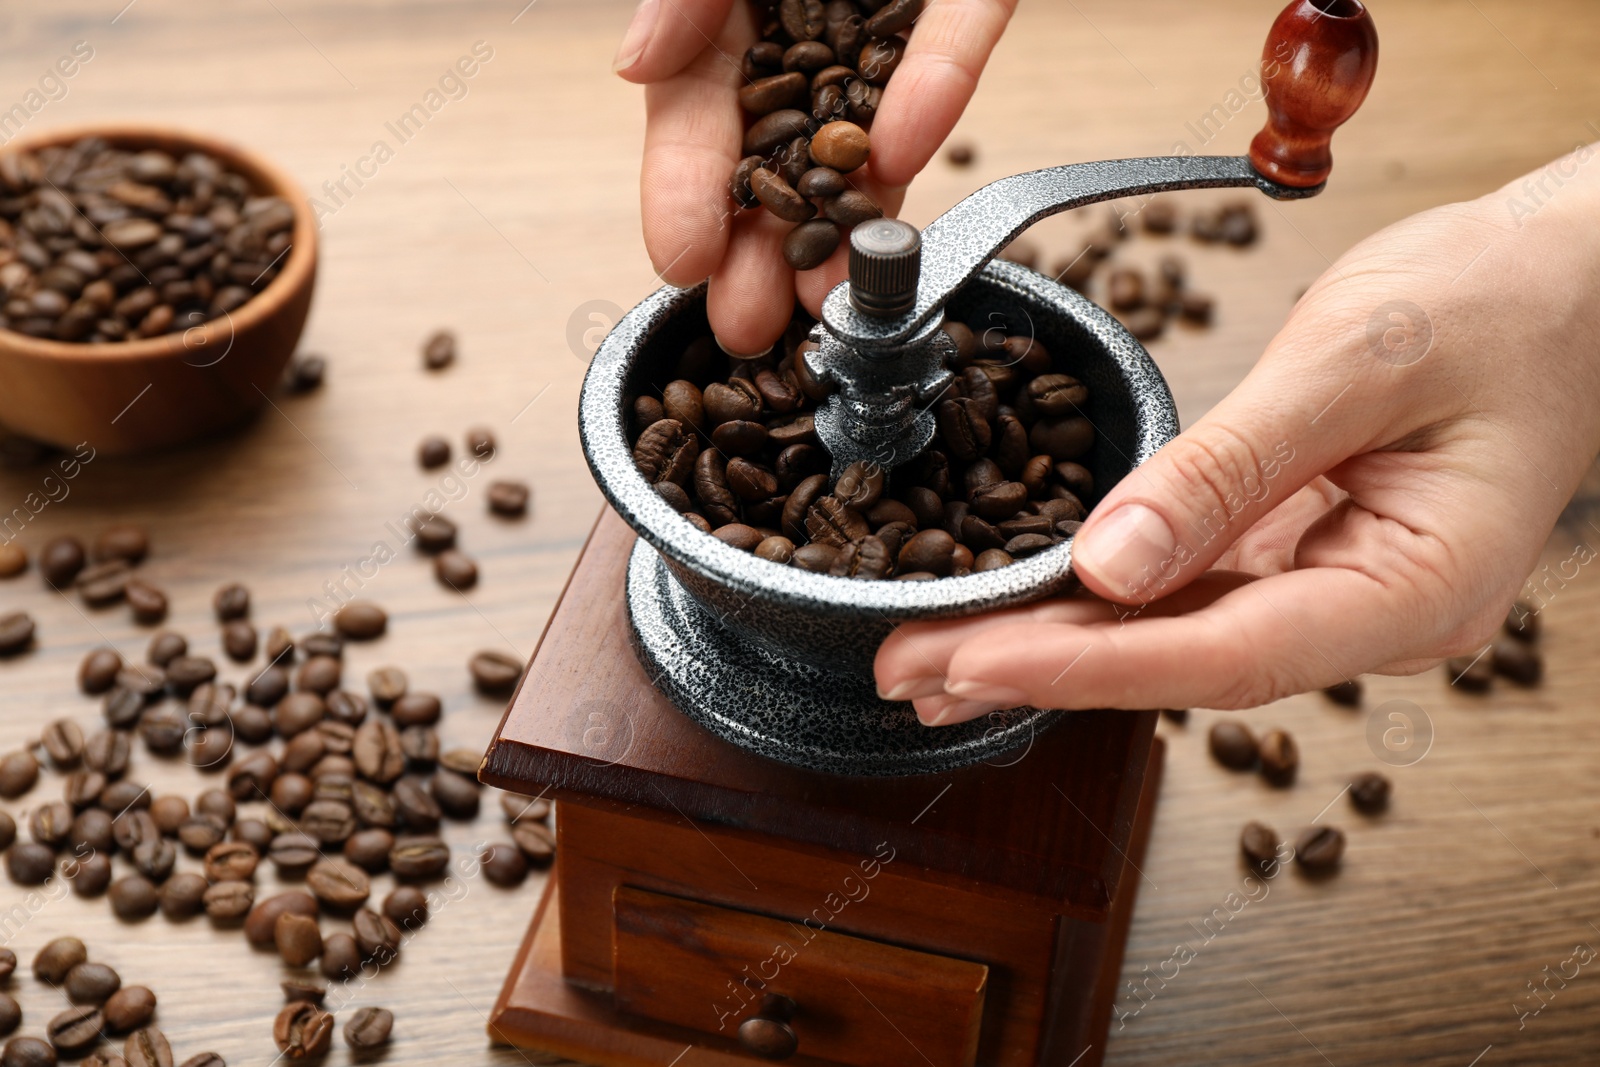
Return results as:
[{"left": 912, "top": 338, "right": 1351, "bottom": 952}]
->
[{"left": 1071, "top": 332, "right": 1376, "bottom": 605}]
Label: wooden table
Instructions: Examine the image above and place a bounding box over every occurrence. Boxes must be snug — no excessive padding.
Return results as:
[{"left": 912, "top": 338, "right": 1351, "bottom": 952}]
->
[{"left": 0, "top": 1, "right": 1595, "bottom": 1064}]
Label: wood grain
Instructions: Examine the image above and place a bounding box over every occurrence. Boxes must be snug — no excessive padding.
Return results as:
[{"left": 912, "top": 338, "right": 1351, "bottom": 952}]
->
[
  {"left": 612, "top": 885, "right": 988, "bottom": 1067},
  {"left": 0, "top": 1, "right": 1595, "bottom": 1065}
]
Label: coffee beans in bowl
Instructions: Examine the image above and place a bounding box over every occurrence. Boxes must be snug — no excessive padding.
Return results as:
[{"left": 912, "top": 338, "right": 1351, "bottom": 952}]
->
[
  {"left": 0, "top": 125, "right": 317, "bottom": 454},
  {"left": 628, "top": 312, "right": 1094, "bottom": 579}
]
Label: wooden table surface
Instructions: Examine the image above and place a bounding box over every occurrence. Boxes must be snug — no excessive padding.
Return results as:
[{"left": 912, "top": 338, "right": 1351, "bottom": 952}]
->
[{"left": 0, "top": 1, "right": 1597, "bottom": 1065}]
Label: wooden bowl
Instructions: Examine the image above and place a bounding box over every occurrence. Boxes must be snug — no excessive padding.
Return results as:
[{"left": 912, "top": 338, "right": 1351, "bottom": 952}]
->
[{"left": 0, "top": 125, "right": 318, "bottom": 455}]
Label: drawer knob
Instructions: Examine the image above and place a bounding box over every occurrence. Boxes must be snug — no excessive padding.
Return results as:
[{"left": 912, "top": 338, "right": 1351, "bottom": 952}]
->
[{"left": 738, "top": 994, "right": 798, "bottom": 1060}]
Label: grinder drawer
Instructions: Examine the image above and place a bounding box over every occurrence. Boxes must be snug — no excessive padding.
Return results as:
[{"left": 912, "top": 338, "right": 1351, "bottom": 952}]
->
[{"left": 613, "top": 886, "right": 988, "bottom": 1067}]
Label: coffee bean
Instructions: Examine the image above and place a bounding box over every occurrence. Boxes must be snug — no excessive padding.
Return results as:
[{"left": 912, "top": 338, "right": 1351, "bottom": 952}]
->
[
  {"left": 430, "top": 772, "right": 481, "bottom": 821},
  {"left": 285, "top": 353, "right": 327, "bottom": 392},
  {"left": 1208, "top": 720, "right": 1258, "bottom": 770},
  {"left": 84, "top": 730, "right": 130, "bottom": 779},
  {"left": 109, "top": 875, "right": 158, "bottom": 920},
  {"left": 782, "top": 219, "right": 841, "bottom": 271},
  {"left": 307, "top": 858, "right": 371, "bottom": 911},
  {"left": 133, "top": 835, "right": 179, "bottom": 878},
  {"left": 2, "top": 1038, "right": 56, "bottom": 1067},
  {"left": 511, "top": 820, "right": 556, "bottom": 867},
  {"left": 417, "top": 435, "right": 451, "bottom": 469},
  {"left": 1443, "top": 651, "right": 1492, "bottom": 691},
  {"left": 29, "top": 801, "right": 72, "bottom": 847},
  {"left": 246, "top": 891, "right": 319, "bottom": 947},
  {"left": 751, "top": 168, "right": 815, "bottom": 223},
  {"left": 283, "top": 981, "right": 327, "bottom": 1005},
  {"left": 392, "top": 778, "right": 442, "bottom": 832},
  {"left": 389, "top": 835, "right": 449, "bottom": 881},
  {"left": 1178, "top": 291, "right": 1213, "bottom": 324},
  {"left": 353, "top": 907, "right": 401, "bottom": 964},
  {"left": 480, "top": 481, "right": 531, "bottom": 522},
  {"left": 1491, "top": 636, "right": 1542, "bottom": 685},
  {"left": 464, "top": 427, "right": 497, "bottom": 460},
  {"left": 0, "top": 613, "right": 34, "bottom": 657},
  {"left": 5, "top": 843, "right": 51, "bottom": 885},
  {"left": 102, "top": 987, "right": 156, "bottom": 1035},
  {"left": 481, "top": 842, "right": 528, "bottom": 887},
  {"left": 434, "top": 549, "right": 479, "bottom": 590},
  {"left": 0, "top": 996, "right": 15, "bottom": 1038},
  {"left": 275, "top": 913, "right": 323, "bottom": 967},
  {"left": 141, "top": 633, "right": 188, "bottom": 673},
  {"left": 244, "top": 664, "right": 289, "bottom": 707},
  {"left": 68, "top": 854, "right": 111, "bottom": 897},
  {"left": 178, "top": 1055, "right": 224, "bottom": 1067},
  {"left": 469, "top": 650, "right": 523, "bottom": 695},
  {"left": 821, "top": 189, "right": 882, "bottom": 229},
  {"left": 303, "top": 934, "right": 354, "bottom": 984},
  {"left": 123, "top": 580, "right": 167, "bottom": 624},
  {"left": 60, "top": 961, "right": 118, "bottom": 1010},
  {"left": 1294, "top": 825, "right": 1346, "bottom": 872},
  {"left": 124, "top": 1027, "right": 174, "bottom": 1067},
  {"left": 1258, "top": 729, "right": 1298, "bottom": 786},
  {"left": 46, "top": 1005, "right": 104, "bottom": 1056},
  {"left": 0, "top": 949, "right": 13, "bottom": 983},
  {"left": 156, "top": 872, "right": 207, "bottom": 920},
  {"left": 502, "top": 794, "right": 550, "bottom": 824},
  {"left": 1240, "top": 821, "right": 1280, "bottom": 871},
  {"left": 343, "top": 1006, "right": 393, "bottom": 1052},
  {"left": 0, "top": 544, "right": 24, "bottom": 579},
  {"left": 808, "top": 120, "right": 870, "bottom": 172},
  {"left": 1349, "top": 771, "right": 1391, "bottom": 814},
  {"left": 228, "top": 750, "right": 278, "bottom": 800},
  {"left": 422, "top": 328, "right": 456, "bottom": 369},
  {"left": 212, "top": 585, "right": 249, "bottom": 627},
  {"left": 79, "top": 649, "right": 123, "bottom": 694},
  {"left": 39, "top": 719, "right": 84, "bottom": 769},
  {"left": 383, "top": 886, "right": 429, "bottom": 929},
  {"left": 33, "top": 938, "right": 86, "bottom": 984},
  {"left": 40, "top": 538, "right": 87, "bottom": 588},
  {"left": 213, "top": 618, "right": 256, "bottom": 662},
  {"left": 202, "top": 879, "right": 254, "bottom": 922},
  {"left": 268, "top": 831, "right": 322, "bottom": 875},
  {"left": 332, "top": 601, "right": 386, "bottom": 641}
]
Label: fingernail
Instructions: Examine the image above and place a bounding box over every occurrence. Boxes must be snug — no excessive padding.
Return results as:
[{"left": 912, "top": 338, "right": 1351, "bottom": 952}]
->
[
  {"left": 879, "top": 678, "right": 946, "bottom": 702},
  {"left": 919, "top": 700, "right": 998, "bottom": 727},
  {"left": 612, "top": 0, "right": 660, "bottom": 73},
  {"left": 944, "top": 680, "right": 1029, "bottom": 706},
  {"left": 1073, "top": 503, "right": 1176, "bottom": 599},
  {"left": 715, "top": 336, "right": 773, "bottom": 360}
]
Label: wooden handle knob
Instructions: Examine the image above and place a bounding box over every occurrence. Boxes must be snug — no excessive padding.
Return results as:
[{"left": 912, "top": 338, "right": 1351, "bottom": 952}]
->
[
  {"left": 737, "top": 994, "right": 798, "bottom": 1060},
  {"left": 1248, "top": 0, "right": 1379, "bottom": 188}
]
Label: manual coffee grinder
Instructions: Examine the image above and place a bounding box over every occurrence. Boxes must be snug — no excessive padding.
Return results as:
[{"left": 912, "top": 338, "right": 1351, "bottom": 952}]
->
[{"left": 481, "top": 3, "right": 1377, "bottom": 1063}]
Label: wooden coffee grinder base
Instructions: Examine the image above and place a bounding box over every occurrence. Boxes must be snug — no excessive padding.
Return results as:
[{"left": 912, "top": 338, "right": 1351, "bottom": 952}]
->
[{"left": 481, "top": 511, "right": 1162, "bottom": 1067}]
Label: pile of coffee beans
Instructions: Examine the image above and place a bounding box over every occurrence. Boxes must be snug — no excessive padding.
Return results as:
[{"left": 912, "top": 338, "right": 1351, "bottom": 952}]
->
[
  {"left": 0, "top": 136, "right": 295, "bottom": 343},
  {"left": 730, "top": 0, "right": 924, "bottom": 270},
  {"left": 1445, "top": 601, "right": 1543, "bottom": 691},
  {"left": 631, "top": 312, "right": 1094, "bottom": 578}
]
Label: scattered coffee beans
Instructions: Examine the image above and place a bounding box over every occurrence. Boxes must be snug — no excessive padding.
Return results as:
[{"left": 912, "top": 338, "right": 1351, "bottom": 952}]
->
[
  {"left": 0, "top": 614, "right": 34, "bottom": 656},
  {"left": 103, "top": 987, "right": 156, "bottom": 1034},
  {"left": 1257, "top": 729, "right": 1298, "bottom": 786},
  {"left": 417, "top": 435, "right": 451, "bottom": 469},
  {"left": 1239, "top": 821, "right": 1280, "bottom": 871},
  {"left": 0, "top": 137, "right": 295, "bottom": 343},
  {"left": 469, "top": 650, "right": 523, "bottom": 694},
  {"left": 487, "top": 480, "right": 529, "bottom": 517},
  {"left": 332, "top": 602, "right": 386, "bottom": 641},
  {"left": 422, "top": 329, "right": 456, "bottom": 370}
]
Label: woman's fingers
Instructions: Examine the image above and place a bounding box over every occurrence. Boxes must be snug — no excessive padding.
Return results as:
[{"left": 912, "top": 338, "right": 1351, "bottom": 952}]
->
[
  {"left": 706, "top": 207, "right": 799, "bottom": 353},
  {"left": 615, "top": 0, "right": 740, "bottom": 83},
  {"left": 869, "top": 0, "right": 1019, "bottom": 187},
  {"left": 637, "top": 3, "right": 753, "bottom": 286}
]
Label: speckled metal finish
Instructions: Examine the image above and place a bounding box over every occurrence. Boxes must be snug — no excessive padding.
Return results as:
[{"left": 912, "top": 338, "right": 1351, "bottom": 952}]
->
[
  {"left": 626, "top": 538, "right": 1050, "bottom": 776},
  {"left": 823, "top": 155, "right": 1319, "bottom": 350},
  {"left": 580, "top": 261, "right": 1179, "bottom": 775}
]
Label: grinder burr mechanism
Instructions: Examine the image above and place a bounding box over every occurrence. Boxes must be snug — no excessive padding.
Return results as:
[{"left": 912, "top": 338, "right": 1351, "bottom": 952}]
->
[
  {"left": 808, "top": 0, "right": 1379, "bottom": 477},
  {"left": 581, "top": 0, "right": 1378, "bottom": 776}
]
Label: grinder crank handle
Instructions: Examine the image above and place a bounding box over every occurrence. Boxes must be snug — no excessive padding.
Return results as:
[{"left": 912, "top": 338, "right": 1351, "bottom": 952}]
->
[{"left": 822, "top": 0, "right": 1378, "bottom": 350}]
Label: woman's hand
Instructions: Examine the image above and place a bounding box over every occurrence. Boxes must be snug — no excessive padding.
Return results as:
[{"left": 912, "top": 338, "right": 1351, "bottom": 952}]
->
[
  {"left": 614, "top": 0, "right": 1017, "bottom": 355},
  {"left": 875, "top": 148, "right": 1600, "bottom": 723}
]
